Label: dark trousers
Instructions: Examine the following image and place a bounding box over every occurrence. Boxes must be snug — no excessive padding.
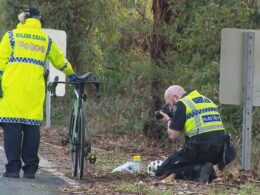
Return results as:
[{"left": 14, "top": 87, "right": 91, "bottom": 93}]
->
[
  {"left": 2, "top": 123, "right": 40, "bottom": 174},
  {"left": 155, "top": 142, "right": 223, "bottom": 179}
]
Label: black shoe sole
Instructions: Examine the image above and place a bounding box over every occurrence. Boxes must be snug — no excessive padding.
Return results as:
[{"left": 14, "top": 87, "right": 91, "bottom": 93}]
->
[
  {"left": 23, "top": 174, "right": 35, "bottom": 178},
  {"left": 3, "top": 172, "right": 20, "bottom": 178}
]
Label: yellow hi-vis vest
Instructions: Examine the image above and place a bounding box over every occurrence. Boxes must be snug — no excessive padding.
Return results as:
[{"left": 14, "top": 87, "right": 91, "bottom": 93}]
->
[
  {"left": 0, "top": 18, "right": 75, "bottom": 125},
  {"left": 178, "top": 90, "right": 225, "bottom": 138}
]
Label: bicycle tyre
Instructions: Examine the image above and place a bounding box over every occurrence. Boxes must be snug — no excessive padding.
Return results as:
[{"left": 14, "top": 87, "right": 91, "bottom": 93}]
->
[
  {"left": 84, "top": 108, "right": 91, "bottom": 159},
  {"left": 77, "top": 108, "right": 85, "bottom": 179},
  {"left": 69, "top": 108, "right": 78, "bottom": 177}
]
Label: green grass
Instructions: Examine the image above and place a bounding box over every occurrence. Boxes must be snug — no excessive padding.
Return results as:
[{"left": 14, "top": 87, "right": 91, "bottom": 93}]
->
[
  {"left": 93, "top": 148, "right": 127, "bottom": 172},
  {"left": 117, "top": 182, "right": 173, "bottom": 195},
  {"left": 209, "top": 182, "right": 259, "bottom": 195},
  {"left": 236, "top": 183, "right": 259, "bottom": 195}
]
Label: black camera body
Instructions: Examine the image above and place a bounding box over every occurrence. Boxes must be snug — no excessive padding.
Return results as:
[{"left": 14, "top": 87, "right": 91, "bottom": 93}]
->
[{"left": 155, "top": 104, "right": 173, "bottom": 120}]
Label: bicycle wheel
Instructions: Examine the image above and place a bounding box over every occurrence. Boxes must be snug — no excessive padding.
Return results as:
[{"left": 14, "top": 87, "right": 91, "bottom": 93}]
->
[
  {"left": 77, "top": 108, "right": 85, "bottom": 179},
  {"left": 69, "top": 108, "right": 78, "bottom": 177}
]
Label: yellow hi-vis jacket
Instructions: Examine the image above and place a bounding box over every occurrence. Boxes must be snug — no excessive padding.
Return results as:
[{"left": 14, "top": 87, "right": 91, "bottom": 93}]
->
[
  {"left": 178, "top": 90, "right": 225, "bottom": 138},
  {"left": 0, "top": 18, "right": 75, "bottom": 126}
]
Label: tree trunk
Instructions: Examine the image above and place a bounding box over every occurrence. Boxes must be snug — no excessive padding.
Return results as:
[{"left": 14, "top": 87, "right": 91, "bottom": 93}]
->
[{"left": 143, "top": 0, "right": 172, "bottom": 139}]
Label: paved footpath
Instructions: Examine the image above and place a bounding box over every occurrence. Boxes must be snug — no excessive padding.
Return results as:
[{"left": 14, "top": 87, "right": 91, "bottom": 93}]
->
[{"left": 0, "top": 146, "right": 78, "bottom": 195}]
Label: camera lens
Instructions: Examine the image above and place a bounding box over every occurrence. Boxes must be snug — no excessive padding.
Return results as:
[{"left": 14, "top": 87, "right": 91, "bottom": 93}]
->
[{"left": 154, "top": 111, "right": 163, "bottom": 120}]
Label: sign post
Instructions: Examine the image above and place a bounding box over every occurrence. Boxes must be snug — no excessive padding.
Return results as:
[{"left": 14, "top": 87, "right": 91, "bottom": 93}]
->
[
  {"left": 241, "top": 32, "right": 254, "bottom": 170},
  {"left": 45, "top": 61, "right": 51, "bottom": 127},
  {"left": 43, "top": 29, "right": 67, "bottom": 127}
]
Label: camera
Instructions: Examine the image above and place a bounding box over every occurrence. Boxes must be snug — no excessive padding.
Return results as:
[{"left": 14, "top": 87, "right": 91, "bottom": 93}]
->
[{"left": 155, "top": 104, "right": 173, "bottom": 120}]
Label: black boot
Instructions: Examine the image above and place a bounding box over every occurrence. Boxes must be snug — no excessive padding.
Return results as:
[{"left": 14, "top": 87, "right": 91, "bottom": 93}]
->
[
  {"left": 2, "top": 171, "right": 20, "bottom": 178},
  {"left": 197, "top": 162, "right": 216, "bottom": 183},
  {"left": 23, "top": 172, "right": 36, "bottom": 178}
]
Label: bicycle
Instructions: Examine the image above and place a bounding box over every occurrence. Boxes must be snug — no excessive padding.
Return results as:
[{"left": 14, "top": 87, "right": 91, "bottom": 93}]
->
[{"left": 48, "top": 72, "right": 100, "bottom": 179}]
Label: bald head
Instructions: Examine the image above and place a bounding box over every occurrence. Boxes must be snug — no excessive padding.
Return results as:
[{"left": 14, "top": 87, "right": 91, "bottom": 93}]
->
[{"left": 164, "top": 85, "right": 186, "bottom": 103}]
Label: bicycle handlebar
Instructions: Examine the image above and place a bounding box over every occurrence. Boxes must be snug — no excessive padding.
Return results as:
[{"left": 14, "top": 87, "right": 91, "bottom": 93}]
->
[
  {"left": 78, "top": 72, "right": 93, "bottom": 80},
  {"left": 47, "top": 72, "right": 100, "bottom": 98}
]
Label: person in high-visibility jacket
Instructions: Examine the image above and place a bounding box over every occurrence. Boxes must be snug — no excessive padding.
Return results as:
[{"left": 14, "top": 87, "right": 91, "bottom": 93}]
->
[
  {"left": 154, "top": 85, "right": 235, "bottom": 182},
  {"left": 0, "top": 7, "right": 79, "bottom": 178}
]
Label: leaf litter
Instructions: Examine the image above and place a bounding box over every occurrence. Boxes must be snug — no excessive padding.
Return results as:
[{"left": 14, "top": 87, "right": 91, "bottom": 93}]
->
[{"left": 2, "top": 127, "right": 256, "bottom": 194}]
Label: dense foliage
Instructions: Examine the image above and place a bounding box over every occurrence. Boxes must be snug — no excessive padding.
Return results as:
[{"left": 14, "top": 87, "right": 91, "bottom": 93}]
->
[
  {"left": 150, "top": 0, "right": 258, "bottom": 135},
  {"left": 0, "top": 0, "right": 259, "bottom": 136}
]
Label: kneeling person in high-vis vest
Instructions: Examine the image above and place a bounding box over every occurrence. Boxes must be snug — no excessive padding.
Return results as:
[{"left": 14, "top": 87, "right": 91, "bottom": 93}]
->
[{"left": 155, "top": 85, "right": 235, "bottom": 183}]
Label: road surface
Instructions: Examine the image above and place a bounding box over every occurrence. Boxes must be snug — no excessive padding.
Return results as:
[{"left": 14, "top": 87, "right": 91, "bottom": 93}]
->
[{"left": 0, "top": 146, "right": 78, "bottom": 195}]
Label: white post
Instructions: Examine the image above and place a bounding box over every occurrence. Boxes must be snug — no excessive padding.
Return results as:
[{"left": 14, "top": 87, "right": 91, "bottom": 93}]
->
[
  {"left": 45, "top": 61, "right": 51, "bottom": 128},
  {"left": 242, "top": 32, "right": 254, "bottom": 170}
]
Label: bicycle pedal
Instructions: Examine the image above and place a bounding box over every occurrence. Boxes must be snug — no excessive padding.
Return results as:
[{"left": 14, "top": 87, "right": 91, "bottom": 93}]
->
[
  {"left": 84, "top": 142, "right": 91, "bottom": 155},
  {"left": 88, "top": 153, "right": 96, "bottom": 164},
  {"left": 61, "top": 137, "right": 69, "bottom": 146}
]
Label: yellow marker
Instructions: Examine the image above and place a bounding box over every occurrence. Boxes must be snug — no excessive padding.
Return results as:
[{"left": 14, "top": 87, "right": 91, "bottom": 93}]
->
[{"left": 133, "top": 155, "right": 141, "bottom": 161}]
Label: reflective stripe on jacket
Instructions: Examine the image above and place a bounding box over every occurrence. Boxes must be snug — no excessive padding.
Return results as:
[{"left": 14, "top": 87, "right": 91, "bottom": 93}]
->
[
  {"left": 178, "top": 90, "right": 225, "bottom": 138},
  {"left": 0, "top": 18, "right": 75, "bottom": 125}
]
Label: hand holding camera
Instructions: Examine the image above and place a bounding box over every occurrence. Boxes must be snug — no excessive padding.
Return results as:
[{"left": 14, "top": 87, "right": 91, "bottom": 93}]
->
[{"left": 154, "top": 104, "right": 173, "bottom": 122}]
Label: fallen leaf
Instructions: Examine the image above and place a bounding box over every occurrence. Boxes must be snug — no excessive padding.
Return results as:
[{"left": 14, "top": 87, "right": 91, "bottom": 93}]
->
[{"left": 159, "top": 174, "right": 175, "bottom": 184}]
